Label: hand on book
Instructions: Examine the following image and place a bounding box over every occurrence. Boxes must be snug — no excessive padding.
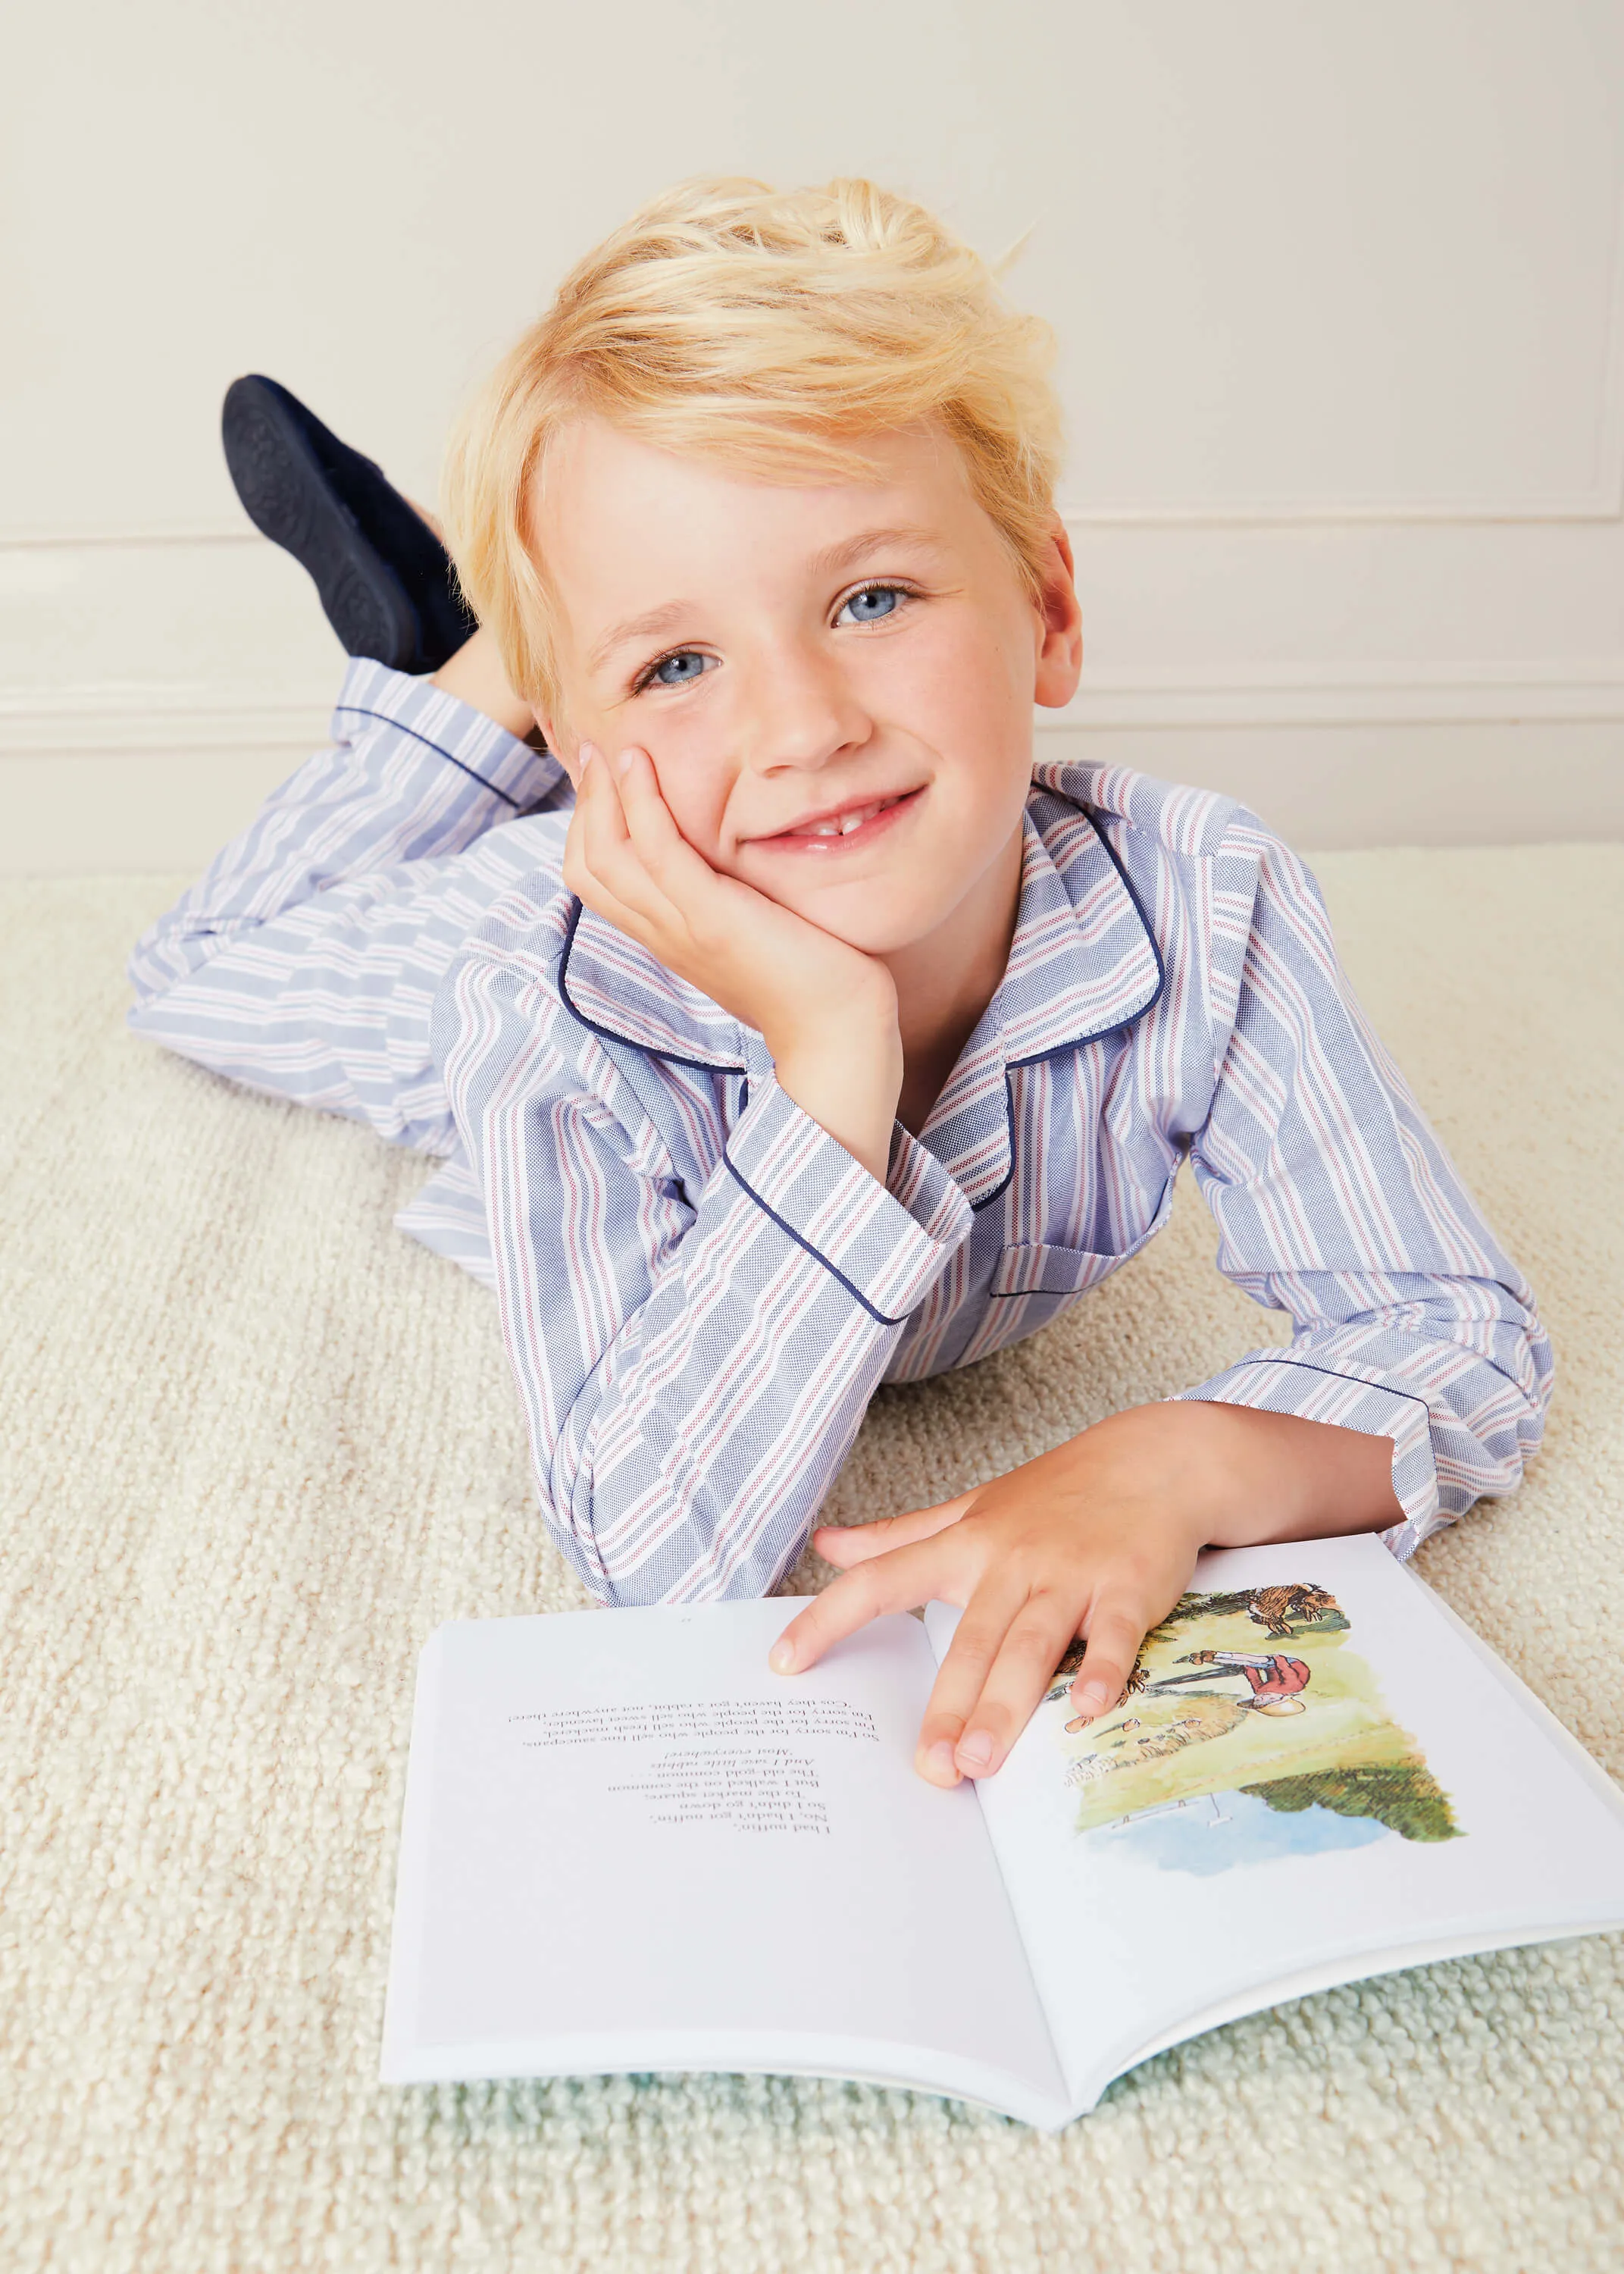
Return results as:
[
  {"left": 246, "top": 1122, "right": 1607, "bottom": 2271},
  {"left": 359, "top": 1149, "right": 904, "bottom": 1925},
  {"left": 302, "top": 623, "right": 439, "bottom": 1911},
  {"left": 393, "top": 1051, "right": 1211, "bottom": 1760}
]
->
[{"left": 768, "top": 1400, "right": 1405, "bottom": 1787}]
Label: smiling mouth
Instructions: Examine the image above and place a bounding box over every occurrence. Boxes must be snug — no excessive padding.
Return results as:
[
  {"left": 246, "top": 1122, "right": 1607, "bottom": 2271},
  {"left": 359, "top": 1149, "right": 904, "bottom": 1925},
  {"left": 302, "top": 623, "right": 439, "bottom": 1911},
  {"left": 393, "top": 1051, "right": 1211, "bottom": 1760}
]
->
[{"left": 752, "top": 787, "right": 922, "bottom": 852}]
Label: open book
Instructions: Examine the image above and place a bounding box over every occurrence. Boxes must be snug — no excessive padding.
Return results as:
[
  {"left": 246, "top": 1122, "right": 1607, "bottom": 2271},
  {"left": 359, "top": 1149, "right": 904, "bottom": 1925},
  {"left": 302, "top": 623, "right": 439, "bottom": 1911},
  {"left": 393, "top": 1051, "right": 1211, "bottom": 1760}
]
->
[{"left": 381, "top": 1533, "right": 1624, "bottom": 2129}]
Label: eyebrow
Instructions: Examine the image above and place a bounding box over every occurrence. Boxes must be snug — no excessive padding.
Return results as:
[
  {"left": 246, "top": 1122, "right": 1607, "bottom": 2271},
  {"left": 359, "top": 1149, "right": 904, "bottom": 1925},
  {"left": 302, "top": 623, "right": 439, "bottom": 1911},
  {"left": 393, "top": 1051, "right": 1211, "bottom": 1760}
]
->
[
  {"left": 587, "top": 601, "right": 693, "bottom": 676},
  {"left": 584, "top": 525, "right": 946, "bottom": 677}
]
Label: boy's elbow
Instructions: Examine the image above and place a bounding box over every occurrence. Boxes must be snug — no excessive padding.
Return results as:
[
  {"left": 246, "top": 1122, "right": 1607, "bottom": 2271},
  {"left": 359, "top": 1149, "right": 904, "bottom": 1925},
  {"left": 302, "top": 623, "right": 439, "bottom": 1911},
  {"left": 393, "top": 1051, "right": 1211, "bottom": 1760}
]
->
[
  {"left": 1499, "top": 1296, "right": 1556, "bottom": 1455},
  {"left": 1432, "top": 1353, "right": 1552, "bottom": 1519},
  {"left": 126, "top": 937, "right": 174, "bottom": 1011},
  {"left": 1413, "top": 1280, "right": 1554, "bottom": 1443},
  {"left": 591, "top": 1570, "right": 675, "bottom": 1611},
  {"left": 537, "top": 1471, "right": 694, "bottom": 1609},
  {"left": 559, "top": 1529, "right": 768, "bottom": 1611},
  {"left": 538, "top": 1470, "right": 790, "bottom": 1611},
  {"left": 126, "top": 911, "right": 204, "bottom": 1011}
]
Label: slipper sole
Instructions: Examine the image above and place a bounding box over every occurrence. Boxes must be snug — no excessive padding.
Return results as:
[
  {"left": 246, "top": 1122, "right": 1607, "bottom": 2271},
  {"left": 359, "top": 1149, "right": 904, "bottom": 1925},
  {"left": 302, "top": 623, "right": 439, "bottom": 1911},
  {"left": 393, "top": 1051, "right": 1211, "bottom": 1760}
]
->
[{"left": 222, "top": 379, "right": 424, "bottom": 669}]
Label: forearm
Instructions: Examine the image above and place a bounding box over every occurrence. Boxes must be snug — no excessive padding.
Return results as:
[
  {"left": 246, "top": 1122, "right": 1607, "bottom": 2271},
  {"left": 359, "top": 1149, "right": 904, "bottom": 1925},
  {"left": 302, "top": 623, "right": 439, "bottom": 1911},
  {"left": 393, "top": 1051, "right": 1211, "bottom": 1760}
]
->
[
  {"left": 779, "top": 1387, "right": 1407, "bottom": 1781},
  {"left": 444, "top": 947, "right": 973, "bottom": 1600},
  {"left": 1079, "top": 1399, "right": 1402, "bottom": 1553},
  {"left": 1176, "top": 1299, "right": 1550, "bottom": 1543},
  {"left": 126, "top": 667, "right": 559, "bottom": 1148},
  {"left": 431, "top": 626, "right": 539, "bottom": 743},
  {"left": 771, "top": 1005, "right": 904, "bottom": 1186},
  {"left": 544, "top": 1276, "right": 900, "bottom": 1604},
  {"left": 1187, "top": 823, "right": 1550, "bottom": 1546}
]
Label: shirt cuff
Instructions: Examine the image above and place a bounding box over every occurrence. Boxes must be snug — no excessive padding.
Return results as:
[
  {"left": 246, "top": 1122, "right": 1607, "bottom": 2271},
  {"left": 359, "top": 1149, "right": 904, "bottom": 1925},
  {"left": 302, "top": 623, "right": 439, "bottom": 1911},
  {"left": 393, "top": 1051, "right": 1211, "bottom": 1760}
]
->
[
  {"left": 1174, "top": 1351, "right": 1444, "bottom": 1561},
  {"left": 723, "top": 1076, "right": 972, "bottom": 1326},
  {"left": 332, "top": 656, "right": 565, "bottom": 812}
]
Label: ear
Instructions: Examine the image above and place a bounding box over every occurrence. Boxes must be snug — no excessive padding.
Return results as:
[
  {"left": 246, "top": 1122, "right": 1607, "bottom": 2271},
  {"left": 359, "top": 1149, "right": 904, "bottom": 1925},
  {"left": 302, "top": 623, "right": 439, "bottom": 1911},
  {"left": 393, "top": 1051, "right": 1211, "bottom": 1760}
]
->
[
  {"left": 540, "top": 714, "right": 583, "bottom": 788},
  {"left": 1032, "top": 514, "right": 1083, "bottom": 710}
]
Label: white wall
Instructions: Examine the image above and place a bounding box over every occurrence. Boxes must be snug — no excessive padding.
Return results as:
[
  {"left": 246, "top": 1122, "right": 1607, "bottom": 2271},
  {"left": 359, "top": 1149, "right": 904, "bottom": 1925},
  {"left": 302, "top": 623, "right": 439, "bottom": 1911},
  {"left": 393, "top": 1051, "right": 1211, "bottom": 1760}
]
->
[{"left": 5, "top": 0, "right": 1622, "bottom": 869}]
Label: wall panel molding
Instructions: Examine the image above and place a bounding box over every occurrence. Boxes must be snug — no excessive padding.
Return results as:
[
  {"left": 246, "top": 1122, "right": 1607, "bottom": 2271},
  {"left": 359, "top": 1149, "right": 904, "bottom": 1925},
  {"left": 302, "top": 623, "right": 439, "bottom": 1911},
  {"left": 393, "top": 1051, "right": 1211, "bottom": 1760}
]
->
[
  {"left": 7, "top": 716, "right": 1620, "bottom": 875},
  {"left": 1041, "top": 662, "right": 1624, "bottom": 730},
  {"left": 0, "top": 685, "right": 332, "bottom": 759},
  {"left": 1056, "top": 490, "right": 1624, "bottom": 527},
  {"left": 0, "top": 528, "right": 263, "bottom": 550},
  {"left": 6, "top": 661, "right": 1624, "bottom": 765}
]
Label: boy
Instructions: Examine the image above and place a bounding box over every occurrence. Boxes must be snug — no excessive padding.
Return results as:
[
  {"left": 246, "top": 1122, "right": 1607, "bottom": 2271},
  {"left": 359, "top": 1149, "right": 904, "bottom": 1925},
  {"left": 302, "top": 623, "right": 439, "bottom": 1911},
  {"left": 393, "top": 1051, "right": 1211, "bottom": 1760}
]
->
[{"left": 130, "top": 177, "right": 1550, "bottom": 1793}]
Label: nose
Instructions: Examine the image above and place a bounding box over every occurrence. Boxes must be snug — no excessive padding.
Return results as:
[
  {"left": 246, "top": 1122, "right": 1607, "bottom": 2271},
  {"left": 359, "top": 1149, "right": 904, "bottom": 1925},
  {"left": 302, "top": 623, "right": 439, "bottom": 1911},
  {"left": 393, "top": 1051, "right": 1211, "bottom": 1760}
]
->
[{"left": 731, "top": 634, "right": 873, "bottom": 775}]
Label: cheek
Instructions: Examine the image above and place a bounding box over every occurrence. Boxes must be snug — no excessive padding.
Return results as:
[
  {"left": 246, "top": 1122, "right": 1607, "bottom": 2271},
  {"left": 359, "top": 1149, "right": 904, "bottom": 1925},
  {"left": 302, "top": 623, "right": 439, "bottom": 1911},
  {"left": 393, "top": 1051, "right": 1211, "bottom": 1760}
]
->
[
  {"left": 643, "top": 741, "right": 734, "bottom": 861},
  {"left": 890, "top": 615, "right": 1035, "bottom": 839},
  {"left": 872, "top": 604, "right": 1032, "bottom": 741}
]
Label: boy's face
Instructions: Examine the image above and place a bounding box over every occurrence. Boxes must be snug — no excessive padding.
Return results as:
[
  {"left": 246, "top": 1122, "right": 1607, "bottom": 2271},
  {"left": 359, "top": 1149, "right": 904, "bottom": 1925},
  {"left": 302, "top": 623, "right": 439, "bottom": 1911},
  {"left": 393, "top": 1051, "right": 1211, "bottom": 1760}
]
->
[{"left": 532, "top": 416, "right": 1082, "bottom": 957}]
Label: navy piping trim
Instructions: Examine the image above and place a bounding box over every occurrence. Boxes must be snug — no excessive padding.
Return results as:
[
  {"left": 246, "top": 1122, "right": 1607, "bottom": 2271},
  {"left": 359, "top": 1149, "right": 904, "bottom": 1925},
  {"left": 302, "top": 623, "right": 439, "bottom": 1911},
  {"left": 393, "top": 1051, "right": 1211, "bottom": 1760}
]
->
[
  {"left": 987, "top": 1165, "right": 1178, "bottom": 1280},
  {"left": 987, "top": 1277, "right": 1095, "bottom": 1300},
  {"left": 721, "top": 1151, "right": 912, "bottom": 1329},
  {"left": 558, "top": 801, "right": 1166, "bottom": 1211},
  {"left": 556, "top": 897, "right": 749, "bottom": 1075},
  {"left": 334, "top": 703, "right": 534, "bottom": 809},
  {"left": 1186, "top": 1354, "right": 1433, "bottom": 1418},
  {"left": 965, "top": 809, "right": 1167, "bottom": 1214}
]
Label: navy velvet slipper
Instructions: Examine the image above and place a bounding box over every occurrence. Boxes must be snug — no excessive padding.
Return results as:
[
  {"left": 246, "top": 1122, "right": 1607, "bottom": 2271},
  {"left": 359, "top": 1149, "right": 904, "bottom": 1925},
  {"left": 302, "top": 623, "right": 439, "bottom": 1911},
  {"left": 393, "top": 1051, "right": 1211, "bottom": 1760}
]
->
[{"left": 221, "top": 374, "right": 479, "bottom": 673}]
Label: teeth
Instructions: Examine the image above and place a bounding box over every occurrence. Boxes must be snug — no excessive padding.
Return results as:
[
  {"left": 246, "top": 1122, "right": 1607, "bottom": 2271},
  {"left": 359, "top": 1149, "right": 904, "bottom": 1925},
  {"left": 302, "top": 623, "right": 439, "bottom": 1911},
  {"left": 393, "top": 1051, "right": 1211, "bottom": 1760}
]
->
[{"left": 788, "top": 794, "right": 900, "bottom": 840}]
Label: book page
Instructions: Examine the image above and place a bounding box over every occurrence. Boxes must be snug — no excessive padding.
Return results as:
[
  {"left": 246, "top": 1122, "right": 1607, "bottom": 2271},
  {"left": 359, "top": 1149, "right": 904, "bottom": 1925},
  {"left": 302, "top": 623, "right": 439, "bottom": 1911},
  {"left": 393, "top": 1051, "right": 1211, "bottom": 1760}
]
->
[
  {"left": 928, "top": 1534, "right": 1624, "bottom": 2113},
  {"left": 383, "top": 1599, "right": 1065, "bottom": 2117}
]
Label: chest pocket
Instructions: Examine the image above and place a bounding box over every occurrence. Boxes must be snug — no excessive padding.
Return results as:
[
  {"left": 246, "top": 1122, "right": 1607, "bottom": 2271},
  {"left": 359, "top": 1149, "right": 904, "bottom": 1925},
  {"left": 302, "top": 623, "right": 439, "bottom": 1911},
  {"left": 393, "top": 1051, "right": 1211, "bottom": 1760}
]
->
[
  {"left": 990, "top": 1242, "right": 1127, "bottom": 1300},
  {"left": 992, "top": 1168, "right": 1176, "bottom": 1298},
  {"left": 971, "top": 1179, "right": 1177, "bottom": 1361}
]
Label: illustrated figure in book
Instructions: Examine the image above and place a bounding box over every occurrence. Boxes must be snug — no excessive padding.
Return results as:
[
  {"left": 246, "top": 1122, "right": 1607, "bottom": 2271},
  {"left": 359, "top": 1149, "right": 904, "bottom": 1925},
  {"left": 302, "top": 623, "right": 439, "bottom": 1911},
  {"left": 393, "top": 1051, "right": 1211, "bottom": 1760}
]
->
[
  {"left": 1175, "top": 1650, "right": 1313, "bottom": 1714},
  {"left": 1051, "top": 1582, "right": 1459, "bottom": 1863},
  {"left": 1244, "top": 1585, "right": 1338, "bottom": 1639}
]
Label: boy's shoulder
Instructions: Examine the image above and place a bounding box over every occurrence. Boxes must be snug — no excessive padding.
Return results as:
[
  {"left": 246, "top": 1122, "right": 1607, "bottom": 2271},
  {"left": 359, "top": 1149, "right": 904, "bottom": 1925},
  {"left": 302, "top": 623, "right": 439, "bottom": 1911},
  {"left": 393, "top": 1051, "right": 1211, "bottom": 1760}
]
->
[
  {"left": 1029, "top": 755, "right": 1268, "bottom": 867},
  {"left": 444, "top": 841, "right": 753, "bottom": 1078}
]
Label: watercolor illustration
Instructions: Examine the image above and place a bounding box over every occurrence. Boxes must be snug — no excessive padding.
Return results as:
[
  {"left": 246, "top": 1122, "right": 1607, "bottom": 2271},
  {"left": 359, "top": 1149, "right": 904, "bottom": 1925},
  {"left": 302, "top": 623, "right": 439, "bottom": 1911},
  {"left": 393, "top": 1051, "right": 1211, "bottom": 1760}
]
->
[{"left": 1044, "top": 1583, "right": 1461, "bottom": 1874}]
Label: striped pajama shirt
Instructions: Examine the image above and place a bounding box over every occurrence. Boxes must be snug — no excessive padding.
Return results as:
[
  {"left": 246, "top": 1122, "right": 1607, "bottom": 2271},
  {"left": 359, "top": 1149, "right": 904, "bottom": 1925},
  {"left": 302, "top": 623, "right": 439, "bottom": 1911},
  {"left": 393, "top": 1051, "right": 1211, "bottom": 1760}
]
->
[{"left": 127, "top": 658, "right": 1553, "bottom": 1604}]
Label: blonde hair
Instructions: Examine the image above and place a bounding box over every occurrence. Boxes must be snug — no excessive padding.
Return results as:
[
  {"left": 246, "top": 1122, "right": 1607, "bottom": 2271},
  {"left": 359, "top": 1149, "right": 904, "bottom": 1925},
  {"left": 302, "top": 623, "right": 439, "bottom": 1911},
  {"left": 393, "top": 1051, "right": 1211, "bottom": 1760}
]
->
[{"left": 443, "top": 177, "right": 1064, "bottom": 722}]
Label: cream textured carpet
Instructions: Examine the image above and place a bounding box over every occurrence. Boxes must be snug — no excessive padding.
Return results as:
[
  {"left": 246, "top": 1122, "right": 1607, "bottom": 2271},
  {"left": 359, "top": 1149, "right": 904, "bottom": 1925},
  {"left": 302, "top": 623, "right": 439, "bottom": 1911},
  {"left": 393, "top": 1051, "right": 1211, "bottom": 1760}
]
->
[{"left": 2, "top": 844, "right": 1622, "bottom": 2273}]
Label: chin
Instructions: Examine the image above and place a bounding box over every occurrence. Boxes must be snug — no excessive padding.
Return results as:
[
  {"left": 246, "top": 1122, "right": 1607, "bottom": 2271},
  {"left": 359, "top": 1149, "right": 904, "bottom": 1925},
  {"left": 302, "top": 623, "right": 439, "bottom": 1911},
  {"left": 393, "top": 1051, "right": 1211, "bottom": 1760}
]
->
[
  {"left": 745, "top": 863, "right": 947, "bottom": 954},
  {"left": 799, "top": 905, "right": 934, "bottom": 957}
]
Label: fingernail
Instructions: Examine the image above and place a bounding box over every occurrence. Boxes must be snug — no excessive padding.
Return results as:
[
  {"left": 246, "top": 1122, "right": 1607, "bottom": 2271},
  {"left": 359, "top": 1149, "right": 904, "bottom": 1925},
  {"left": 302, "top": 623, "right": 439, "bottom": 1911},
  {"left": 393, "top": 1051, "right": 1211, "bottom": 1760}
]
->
[
  {"left": 1073, "top": 1683, "right": 1110, "bottom": 1720},
  {"left": 612, "top": 747, "right": 634, "bottom": 778},
  {"left": 957, "top": 1730, "right": 994, "bottom": 1771},
  {"left": 578, "top": 741, "right": 599, "bottom": 771},
  {"left": 768, "top": 1640, "right": 796, "bottom": 1674},
  {"left": 924, "top": 1741, "right": 959, "bottom": 1784}
]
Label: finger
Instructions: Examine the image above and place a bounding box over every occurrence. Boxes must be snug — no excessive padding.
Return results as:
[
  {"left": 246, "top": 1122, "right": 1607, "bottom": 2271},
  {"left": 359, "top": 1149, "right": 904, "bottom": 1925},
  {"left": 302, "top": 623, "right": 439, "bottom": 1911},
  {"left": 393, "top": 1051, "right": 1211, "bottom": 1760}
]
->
[
  {"left": 609, "top": 755, "right": 700, "bottom": 869},
  {"left": 947, "top": 1594, "right": 1090, "bottom": 1781},
  {"left": 1067, "top": 1601, "right": 1151, "bottom": 1724},
  {"left": 565, "top": 859, "right": 673, "bottom": 954},
  {"left": 613, "top": 747, "right": 759, "bottom": 940},
  {"left": 911, "top": 1577, "right": 1033, "bottom": 1787},
  {"left": 563, "top": 803, "right": 663, "bottom": 941},
  {"left": 569, "top": 749, "right": 682, "bottom": 932},
  {"left": 573, "top": 746, "right": 643, "bottom": 894},
  {"left": 812, "top": 1493, "right": 978, "bottom": 1566},
  {"left": 566, "top": 744, "right": 629, "bottom": 885},
  {"left": 768, "top": 1530, "right": 975, "bottom": 1677}
]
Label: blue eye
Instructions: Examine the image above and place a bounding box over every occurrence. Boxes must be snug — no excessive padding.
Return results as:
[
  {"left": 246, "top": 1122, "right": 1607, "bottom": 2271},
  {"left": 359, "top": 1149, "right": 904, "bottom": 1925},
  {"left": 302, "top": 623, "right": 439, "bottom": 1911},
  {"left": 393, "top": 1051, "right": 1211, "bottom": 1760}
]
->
[
  {"left": 643, "top": 650, "right": 712, "bottom": 691},
  {"left": 837, "top": 584, "right": 906, "bottom": 625}
]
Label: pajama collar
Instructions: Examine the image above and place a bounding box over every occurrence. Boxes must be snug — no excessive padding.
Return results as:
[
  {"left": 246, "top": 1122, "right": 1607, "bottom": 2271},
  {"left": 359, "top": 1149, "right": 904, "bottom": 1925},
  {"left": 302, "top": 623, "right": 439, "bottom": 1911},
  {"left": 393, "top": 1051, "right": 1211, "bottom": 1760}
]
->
[{"left": 556, "top": 763, "right": 1165, "bottom": 1208}]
